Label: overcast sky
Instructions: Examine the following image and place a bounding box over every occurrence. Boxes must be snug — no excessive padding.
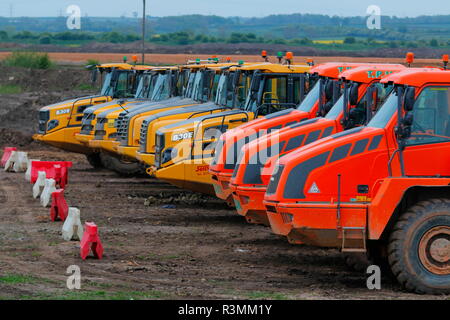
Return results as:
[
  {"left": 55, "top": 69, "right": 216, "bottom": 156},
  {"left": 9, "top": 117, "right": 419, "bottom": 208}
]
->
[{"left": 0, "top": 0, "right": 448, "bottom": 18}]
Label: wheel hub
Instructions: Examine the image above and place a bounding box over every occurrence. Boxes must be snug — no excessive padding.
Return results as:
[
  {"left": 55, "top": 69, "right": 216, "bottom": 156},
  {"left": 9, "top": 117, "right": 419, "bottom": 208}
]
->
[{"left": 418, "top": 226, "right": 450, "bottom": 275}]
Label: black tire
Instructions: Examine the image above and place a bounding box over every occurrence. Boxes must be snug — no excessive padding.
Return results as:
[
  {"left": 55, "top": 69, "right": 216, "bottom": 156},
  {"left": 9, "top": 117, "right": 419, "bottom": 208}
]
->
[
  {"left": 85, "top": 153, "right": 103, "bottom": 169},
  {"left": 99, "top": 152, "right": 143, "bottom": 176},
  {"left": 388, "top": 198, "right": 450, "bottom": 295}
]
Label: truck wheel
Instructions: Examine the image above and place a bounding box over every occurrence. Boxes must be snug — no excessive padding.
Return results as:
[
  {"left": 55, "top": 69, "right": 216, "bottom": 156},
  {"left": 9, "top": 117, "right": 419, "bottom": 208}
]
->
[
  {"left": 388, "top": 198, "right": 450, "bottom": 294},
  {"left": 99, "top": 152, "right": 143, "bottom": 176},
  {"left": 85, "top": 153, "right": 103, "bottom": 168}
]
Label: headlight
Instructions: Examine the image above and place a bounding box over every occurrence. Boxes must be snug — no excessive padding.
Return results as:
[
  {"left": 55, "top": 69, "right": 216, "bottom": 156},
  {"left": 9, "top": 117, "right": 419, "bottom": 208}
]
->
[
  {"left": 46, "top": 119, "right": 59, "bottom": 131},
  {"left": 38, "top": 110, "right": 50, "bottom": 133}
]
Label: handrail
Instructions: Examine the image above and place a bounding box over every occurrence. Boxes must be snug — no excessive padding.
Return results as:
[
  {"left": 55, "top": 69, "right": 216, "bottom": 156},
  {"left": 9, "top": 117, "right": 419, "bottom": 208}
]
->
[
  {"left": 255, "top": 102, "right": 298, "bottom": 115},
  {"left": 69, "top": 94, "right": 105, "bottom": 120},
  {"left": 186, "top": 106, "right": 225, "bottom": 120}
]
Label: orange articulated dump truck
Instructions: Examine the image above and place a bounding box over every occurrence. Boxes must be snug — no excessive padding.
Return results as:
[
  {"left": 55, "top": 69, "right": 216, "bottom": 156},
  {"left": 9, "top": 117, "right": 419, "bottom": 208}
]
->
[
  {"left": 209, "top": 62, "right": 377, "bottom": 205},
  {"left": 230, "top": 64, "right": 406, "bottom": 226},
  {"left": 263, "top": 66, "right": 450, "bottom": 294}
]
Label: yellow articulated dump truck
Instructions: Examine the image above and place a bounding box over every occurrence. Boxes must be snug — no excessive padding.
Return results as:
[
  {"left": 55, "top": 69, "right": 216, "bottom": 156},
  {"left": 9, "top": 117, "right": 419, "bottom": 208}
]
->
[
  {"left": 112, "top": 61, "right": 252, "bottom": 171},
  {"left": 137, "top": 62, "right": 312, "bottom": 194},
  {"left": 33, "top": 63, "right": 153, "bottom": 158}
]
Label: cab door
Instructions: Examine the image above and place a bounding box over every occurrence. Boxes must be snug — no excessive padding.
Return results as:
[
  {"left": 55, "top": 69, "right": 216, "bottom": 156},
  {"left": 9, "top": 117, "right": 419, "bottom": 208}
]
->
[{"left": 403, "top": 86, "right": 450, "bottom": 176}]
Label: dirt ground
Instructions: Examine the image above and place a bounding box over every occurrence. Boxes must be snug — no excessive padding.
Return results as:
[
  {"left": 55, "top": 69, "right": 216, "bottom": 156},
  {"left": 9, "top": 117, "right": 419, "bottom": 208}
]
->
[{"left": 0, "top": 64, "right": 448, "bottom": 300}]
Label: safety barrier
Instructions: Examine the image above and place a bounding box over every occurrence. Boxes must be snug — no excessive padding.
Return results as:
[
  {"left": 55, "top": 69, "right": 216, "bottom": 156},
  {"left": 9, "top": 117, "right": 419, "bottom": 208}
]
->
[
  {"left": 50, "top": 189, "right": 68, "bottom": 221},
  {"left": 40, "top": 179, "right": 57, "bottom": 207},
  {"left": 1, "top": 147, "right": 17, "bottom": 167},
  {"left": 62, "top": 207, "right": 84, "bottom": 241},
  {"left": 32, "top": 171, "right": 46, "bottom": 199},
  {"left": 80, "top": 222, "right": 103, "bottom": 260}
]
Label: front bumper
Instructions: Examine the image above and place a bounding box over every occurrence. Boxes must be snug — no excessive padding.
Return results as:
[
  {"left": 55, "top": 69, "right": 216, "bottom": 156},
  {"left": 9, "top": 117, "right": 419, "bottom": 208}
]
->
[
  {"left": 74, "top": 133, "right": 94, "bottom": 146},
  {"left": 210, "top": 170, "right": 233, "bottom": 203},
  {"left": 267, "top": 202, "right": 368, "bottom": 248},
  {"left": 89, "top": 139, "right": 120, "bottom": 153},
  {"left": 33, "top": 127, "right": 91, "bottom": 154},
  {"left": 231, "top": 185, "right": 269, "bottom": 226},
  {"left": 116, "top": 146, "right": 139, "bottom": 160},
  {"left": 135, "top": 151, "right": 155, "bottom": 166},
  {"left": 155, "top": 159, "right": 215, "bottom": 195}
]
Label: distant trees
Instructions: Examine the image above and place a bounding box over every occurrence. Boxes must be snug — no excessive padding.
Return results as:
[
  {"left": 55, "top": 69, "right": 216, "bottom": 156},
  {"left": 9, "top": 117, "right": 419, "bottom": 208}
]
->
[
  {"left": 344, "top": 37, "right": 356, "bottom": 44},
  {"left": 0, "top": 30, "right": 7, "bottom": 40},
  {"left": 0, "top": 27, "right": 448, "bottom": 51}
]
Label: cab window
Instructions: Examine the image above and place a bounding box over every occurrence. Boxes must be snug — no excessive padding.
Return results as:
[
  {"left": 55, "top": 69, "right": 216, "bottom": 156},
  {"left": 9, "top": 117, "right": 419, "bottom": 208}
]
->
[
  {"left": 258, "top": 76, "right": 287, "bottom": 116},
  {"left": 115, "top": 72, "right": 133, "bottom": 98},
  {"left": 406, "top": 86, "right": 450, "bottom": 146}
]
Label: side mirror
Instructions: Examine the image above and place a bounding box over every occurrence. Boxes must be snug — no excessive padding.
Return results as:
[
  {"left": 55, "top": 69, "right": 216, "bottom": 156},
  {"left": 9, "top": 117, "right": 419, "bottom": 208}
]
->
[
  {"left": 402, "top": 112, "right": 414, "bottom": 126},
  {"left": 233, "top": 72, "right": 241, "bottom": 87},
  {"left": 251, "top": 74, "right": 262, "bottom": 92},
  {"left": 349, "top": 83, "right": 359, "bottom": 106},
  {"left": 323, "top": 101, "right": 333, "bottom": 114},
  {"left": 403, "top": 87, "right": 416, "bottom": 111},
  {"left": 90, "top": 69, "right": 98, "bottom": 83},
  {"left": 324, "top": 80, "right": 334, "bottom": 100}
]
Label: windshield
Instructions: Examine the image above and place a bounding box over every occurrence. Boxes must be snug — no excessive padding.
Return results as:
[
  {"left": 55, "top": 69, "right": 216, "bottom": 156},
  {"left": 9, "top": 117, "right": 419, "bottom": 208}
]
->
[
  {"left": 134, "top": 74, "right": 154, "bottom": 99},
  {"left": 190, "top": 71, "right": 203, "bottom": 100},
  {"left": 100, "top": 71, "right": 113, "bottom": 96},
  {"left": 214, "top": 73, "right": 229, "bottom": 106},
  {"left": 150, "top": 74, "right": 170, "bottom": 101},
  {"left": 324, "top": 95, "right": 344, "bottom": 120},
  {"left": 236, "top": 72, "right": 252, "bottom": 108},
  {"left": 297, "top": 81, "right": 320, "bottom": 112},
  {"left": 183, "top": 72, "right": 197, "bottom": 98},
  {"left": 367, "top": 91, "right": 398, "bottom": 128}
]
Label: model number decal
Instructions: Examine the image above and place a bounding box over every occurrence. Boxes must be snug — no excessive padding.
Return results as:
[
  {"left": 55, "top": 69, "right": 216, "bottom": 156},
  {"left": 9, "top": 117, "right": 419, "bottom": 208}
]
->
[
  {"left": 56, "top": 108, "right": 71, "bottom": 115},
  {"left": 172, "top": 132, "right": 193, "bottom": 142}
]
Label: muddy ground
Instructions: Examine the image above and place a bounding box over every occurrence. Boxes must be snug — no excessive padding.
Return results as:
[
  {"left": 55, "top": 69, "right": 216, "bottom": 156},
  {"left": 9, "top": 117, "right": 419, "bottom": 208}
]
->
[{"left": 0, "top": 65, "right": 447, "bottom": 300}]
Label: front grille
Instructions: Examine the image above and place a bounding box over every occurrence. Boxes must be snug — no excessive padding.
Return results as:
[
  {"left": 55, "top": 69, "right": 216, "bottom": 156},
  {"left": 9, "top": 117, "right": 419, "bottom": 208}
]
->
[
  {"left": 93, "top": 117, "right": 107, "bottom": 140},
  {"left": 38, "top": 110, "right": 50, "bottom": 134},
  {"left": 281, "top": 212, "right": 293, "bottom": 223},
  {"left": 79, "top": 112, "right": 96, "bottom": 135},
  {"left": 94, "top": 130, "right": 106, "bottom": 140},
  {"left": 116, "top": 112, "right": 132, "bottom": 145},
  {"left": 139, "top": 119, "right": 150, "bottom": 153},
  {"left": 80, "top": 124, "right": 93, "bottom": 134}
]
